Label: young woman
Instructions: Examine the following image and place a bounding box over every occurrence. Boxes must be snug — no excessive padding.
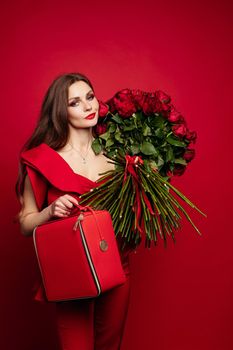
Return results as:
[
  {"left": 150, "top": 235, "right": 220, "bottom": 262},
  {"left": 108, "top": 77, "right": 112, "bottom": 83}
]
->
[{"left": 15, "top": 72, "right": 133, "bottom": 350}]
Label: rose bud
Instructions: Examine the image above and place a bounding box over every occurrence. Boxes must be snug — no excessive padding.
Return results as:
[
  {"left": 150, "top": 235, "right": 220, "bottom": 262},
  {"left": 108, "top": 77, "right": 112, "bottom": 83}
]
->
[
  {"left": 131, "top": 89, "right": 147, "bottom": 110},
  {"left": 172, "top": 123, "right": 187, "bottom": 138},
  {"left": 186, "top": 130, "right": 197, "bottom": 143},
  {"left": 95, "top": 124, "right": 107, "bottom": 135},
  {"left": 183, "top": 148, "right": 195, "bottom": 162},
  {"left": 173, "top": 164, "right": 186, "bottom": 176},
  {"left": 161, "top": 102, "right": 172, "bottom": 113},
  {"left": 141, "top": 92, "right": 163, "bottom": 115},
  {"left": 168, "top": 107, "right": 184, "bottom": 123},
  {"left": 155, "top": 90, "right": 171, "bottom": 104},
  {"left": 98, "top": 101, "right": 109, "bottom": 117},
  {"left": 111, "top": 89, "right": 137, "bottom": 117}
]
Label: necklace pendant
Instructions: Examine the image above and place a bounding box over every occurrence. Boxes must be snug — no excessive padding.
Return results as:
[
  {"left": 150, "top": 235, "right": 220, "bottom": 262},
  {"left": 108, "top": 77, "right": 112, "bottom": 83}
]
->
[{"left": 68, "top": 138, "right": 92, "bottom": 164}]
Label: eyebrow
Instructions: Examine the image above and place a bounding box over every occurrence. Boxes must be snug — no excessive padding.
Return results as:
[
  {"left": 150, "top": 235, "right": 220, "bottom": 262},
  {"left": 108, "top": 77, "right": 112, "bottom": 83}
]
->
[{"left": 68, "top": 89, "right": 93, "bottom": 101}]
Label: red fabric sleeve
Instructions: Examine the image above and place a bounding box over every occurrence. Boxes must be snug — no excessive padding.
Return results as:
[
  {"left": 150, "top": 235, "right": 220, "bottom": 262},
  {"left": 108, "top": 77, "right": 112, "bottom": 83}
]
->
[{"left": 25, "top": 165, "right": 48, "bottom": 211}]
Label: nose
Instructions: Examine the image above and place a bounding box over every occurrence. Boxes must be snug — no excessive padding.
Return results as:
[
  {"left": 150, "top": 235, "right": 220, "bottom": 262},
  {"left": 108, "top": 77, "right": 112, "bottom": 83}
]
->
[{"left": 83, "top": 100, "right": 92, "bottom": 111}]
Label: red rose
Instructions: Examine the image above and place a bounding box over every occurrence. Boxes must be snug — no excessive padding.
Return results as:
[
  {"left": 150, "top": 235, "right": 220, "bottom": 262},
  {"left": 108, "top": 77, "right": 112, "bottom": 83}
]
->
[
  {"left": 168, "top": 106, "right": 184, "bottom": 123},
  {"left": 131, "top": 89, "right": 147, "bottom": 109},
  {"left": 98, "top": 101, "right": 109, "bottom": 117},
  {"left": 155, "top": 91, "right": 172, "bottom": 117},
  {"left": 183, "top": 148, "right": 195, "bottom": 162},
  {"left": 172, "top": 123, "right": 187, "bottom": 138},
  {"left": 142, "top": 93, "right": 164, "bottom": 115},
  {"left": 155, "top": 90, "right": 171, "bottom": 104},
  {"left": 185, "top": 130, "right": 197, "bottom": 143},
  {"left": 141, "top": 93, "right": 155, "bottom": 115},
  {"left": 107, "top": 89, "right": 137, "bottom": 118},
  {"left": 132, "top": 90, "right": 165, "bottom": 115},
  {"left": 95, "top": 123, "right": 107, "bottom": 135},
  {"left": 160, "top": 102, "right": 172, "bottom": 113},
  {"left": 173, "top": 164, "right": 186, "bottom": 176}
]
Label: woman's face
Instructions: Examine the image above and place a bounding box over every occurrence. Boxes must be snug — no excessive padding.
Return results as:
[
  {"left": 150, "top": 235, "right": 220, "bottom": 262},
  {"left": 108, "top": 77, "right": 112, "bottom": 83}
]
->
[{"left": 67, "top": 80, "right": 99, "bottom": 129}]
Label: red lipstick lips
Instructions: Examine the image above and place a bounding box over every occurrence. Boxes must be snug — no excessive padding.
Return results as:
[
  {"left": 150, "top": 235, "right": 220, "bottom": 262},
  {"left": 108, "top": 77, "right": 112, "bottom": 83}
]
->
[{"left": 85, "top": 112, "right": 96, "bottom": 120}]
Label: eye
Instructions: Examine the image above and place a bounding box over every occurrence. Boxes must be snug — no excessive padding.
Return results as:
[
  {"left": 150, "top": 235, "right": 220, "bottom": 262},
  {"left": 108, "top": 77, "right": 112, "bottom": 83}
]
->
[
  {"left": 87, "top": 94, "right": 95, "bottom": 100},
  {"left": 68, "top": 101, "right": 79, "bottom": 107}
]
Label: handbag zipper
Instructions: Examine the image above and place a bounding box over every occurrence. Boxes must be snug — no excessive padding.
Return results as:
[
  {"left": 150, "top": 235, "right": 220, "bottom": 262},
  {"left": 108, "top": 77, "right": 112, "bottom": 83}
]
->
[{"left": 78, "top": 221, "right": 101, "bottom": 296}]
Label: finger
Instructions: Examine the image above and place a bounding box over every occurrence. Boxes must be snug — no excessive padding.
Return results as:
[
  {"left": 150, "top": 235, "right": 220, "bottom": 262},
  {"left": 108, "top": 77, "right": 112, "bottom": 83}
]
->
[
  {"left": 54, "top": 213, "right": 69, "bottom": 218},
  {"left": 59, "top": 197, "right": 75, "bottom": 210},
  {"left": 63, "top": 194, "right": 79, "bottom": 206},
  {"left": 53, "top": 208, "right": 71, "bottom": 217},
  {"left": 55, "top": 200, "right": 69, "bottom": 210}
]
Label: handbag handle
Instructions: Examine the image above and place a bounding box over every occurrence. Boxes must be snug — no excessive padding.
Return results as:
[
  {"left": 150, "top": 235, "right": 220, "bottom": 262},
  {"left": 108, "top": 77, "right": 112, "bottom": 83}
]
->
[{"left": 72, "top": 203, "right": 109, "bottom": 252}]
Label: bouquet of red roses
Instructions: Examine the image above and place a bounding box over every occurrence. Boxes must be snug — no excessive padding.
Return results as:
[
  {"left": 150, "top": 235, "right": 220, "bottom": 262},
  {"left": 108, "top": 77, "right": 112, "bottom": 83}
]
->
[{"left": 79, "top": 88, "right": 206, "bottom": 249}]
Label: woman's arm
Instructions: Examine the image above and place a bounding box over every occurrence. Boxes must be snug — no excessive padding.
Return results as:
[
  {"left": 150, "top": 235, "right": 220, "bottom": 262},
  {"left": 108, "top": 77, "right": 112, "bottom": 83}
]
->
[{"left": 19, "top": 175, "right": 79, "bottom": 236}]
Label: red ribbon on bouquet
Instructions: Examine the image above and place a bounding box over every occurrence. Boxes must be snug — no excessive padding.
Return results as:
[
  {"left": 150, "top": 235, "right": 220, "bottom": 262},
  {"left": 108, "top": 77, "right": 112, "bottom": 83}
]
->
[{"left": 123, "top": 155, "right": 155, "bottom": 236}]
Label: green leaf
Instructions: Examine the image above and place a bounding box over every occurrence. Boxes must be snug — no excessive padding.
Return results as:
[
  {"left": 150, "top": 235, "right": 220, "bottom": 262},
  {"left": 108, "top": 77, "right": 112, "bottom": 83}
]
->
[
  {"left": 111, "top": 114, "right": 123, "bottom": 124},
  {"left": 124, "top": 124, "right": 136, "bottom": 131},
  {"left": 140, "top": 141, "right": 158, "bottom": 155},
  {"left": 166, "top": 147, "right": 174, "bottom": 162},
  {"left": 115, "top": 132, "right": 124, "bottom": 143},
  {"left": 135, "top": 111, "right": 144, "bottom": 127},
  {"left": 106, "top": 138, "right": 115, "bottom": 147},
  {"left": 108, "top": 123, "right": 117, "bottom": 133},
  {"left": 124, "top": 119, "right": 133, "bottom": 126},
  {"left": 91, "top": 138, "right": 102, "bottom": 154},
  {"left": 157, "top": 155, "right": 164, "bottom": 168},
  {"left": 143, "top": 159, "right": 151, "bottom": 172},
  {"left": 154, "top": 128, "right": 164, "bottom": 139},
  {"left": 99, "top": 131, "right": 110, "bottom": 141},
  {"left": 167, "top": 135, "right": 186, "bottom": 147},
  {"left": 148, "top": 114, "right": 166, "bottom": 128},
  {"left": 135, "top": 110, "right": 144, "bottom": 120},
  {"left": 107, "top": 150, "right": 118, "bottom": 159},
  {"left": 174, "top": 158, "right": 187, "bottom": 165},
  {"left": 130, "top": 143, "right": 140, "bottom": 155},
  {"left": 142, "top": 124, "right": 152, "bottom": 136},
  {"left": 129, "top": 137, "right": 134, "bottom": 145},
  {"left": 117, "top": 147, "right": 126, "bottom": 157}
]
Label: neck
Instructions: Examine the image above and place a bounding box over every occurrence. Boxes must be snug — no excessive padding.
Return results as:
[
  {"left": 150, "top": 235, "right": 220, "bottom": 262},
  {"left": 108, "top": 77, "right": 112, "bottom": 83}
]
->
[{"left": 67, "top": 127, "right": 93, "bottom": 151}]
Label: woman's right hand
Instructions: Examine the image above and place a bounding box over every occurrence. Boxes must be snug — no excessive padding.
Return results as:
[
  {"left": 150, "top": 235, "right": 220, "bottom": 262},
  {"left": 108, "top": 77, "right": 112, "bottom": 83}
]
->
[{"left": 48, "top": 194, "right": 80, "bottom": 218}]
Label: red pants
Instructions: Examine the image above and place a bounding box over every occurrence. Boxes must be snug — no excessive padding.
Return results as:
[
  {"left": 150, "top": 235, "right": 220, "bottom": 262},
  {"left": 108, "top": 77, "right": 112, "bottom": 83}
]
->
[{"left": 55, "top": 254, "right": 131, "bottom": 350}]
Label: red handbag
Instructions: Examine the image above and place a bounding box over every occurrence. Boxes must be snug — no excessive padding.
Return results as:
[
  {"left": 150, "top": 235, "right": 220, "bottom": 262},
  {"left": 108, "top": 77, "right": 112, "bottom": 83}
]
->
[{"left": 33, "top": 205, "right": 126, "bottom": 302}]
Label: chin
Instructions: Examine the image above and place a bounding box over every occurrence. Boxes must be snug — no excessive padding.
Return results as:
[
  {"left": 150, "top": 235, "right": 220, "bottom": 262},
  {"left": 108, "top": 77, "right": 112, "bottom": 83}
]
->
[
  {"left": 78, "top": 119, "right": 98, "bottom": 129},
  {"left": 85, "top": 116, "right": 98, "bottom": 127}
]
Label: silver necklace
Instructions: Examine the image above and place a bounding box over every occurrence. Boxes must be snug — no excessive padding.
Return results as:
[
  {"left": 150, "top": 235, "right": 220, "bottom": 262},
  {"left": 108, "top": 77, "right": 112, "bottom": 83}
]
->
[{"left": 69, "top": 138, "right": 92, "bottom": 164}]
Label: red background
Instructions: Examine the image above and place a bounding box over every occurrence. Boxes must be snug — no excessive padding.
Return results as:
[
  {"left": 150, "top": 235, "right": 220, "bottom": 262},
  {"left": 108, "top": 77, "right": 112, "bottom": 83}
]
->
[{"left": 1, "top": 0, "right": 233, "bottom": 349}]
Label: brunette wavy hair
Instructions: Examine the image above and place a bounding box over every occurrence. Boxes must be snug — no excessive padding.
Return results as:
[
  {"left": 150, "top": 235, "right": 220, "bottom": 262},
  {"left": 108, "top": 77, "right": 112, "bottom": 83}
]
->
[{"left": 15, "top": 72, "right": 95, "bottom": 199}]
